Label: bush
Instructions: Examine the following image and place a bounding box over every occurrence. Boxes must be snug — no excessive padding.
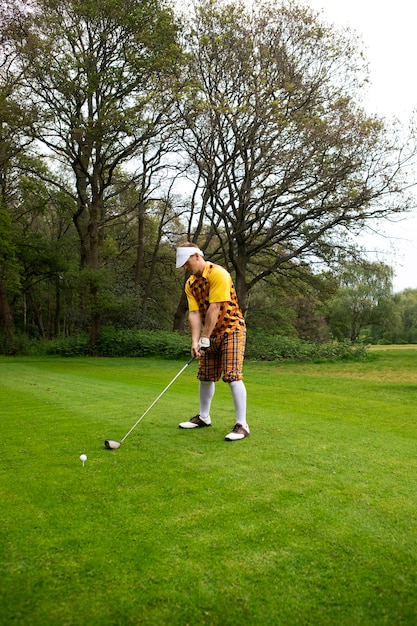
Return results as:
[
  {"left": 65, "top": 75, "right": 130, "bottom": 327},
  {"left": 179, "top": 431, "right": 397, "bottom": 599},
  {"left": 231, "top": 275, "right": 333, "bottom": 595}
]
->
[
  {"left": 1, "top": 328, "right": 368, "bottom": 362},
  {"left": 245, "top": 332, "right": 368, "bottom": 362},
  {"left": 96, "top": 328, "right": 190, "bottom": 359},
  {"left": 45, "top": 335, "right": 90, "bottom": 356},
  {"left": 14, "top": 328, "right": 190, "bottom": 359}
]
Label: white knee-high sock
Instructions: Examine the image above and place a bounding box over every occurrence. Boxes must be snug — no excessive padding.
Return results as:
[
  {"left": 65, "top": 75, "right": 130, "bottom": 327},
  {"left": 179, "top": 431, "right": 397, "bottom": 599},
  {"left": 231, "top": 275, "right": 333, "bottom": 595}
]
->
[
  {"left": 229, "top": 380, "right": 247, "bottom": 425},
  {"left": 199, "top": 381, "right": 215, "bottom": 418}
]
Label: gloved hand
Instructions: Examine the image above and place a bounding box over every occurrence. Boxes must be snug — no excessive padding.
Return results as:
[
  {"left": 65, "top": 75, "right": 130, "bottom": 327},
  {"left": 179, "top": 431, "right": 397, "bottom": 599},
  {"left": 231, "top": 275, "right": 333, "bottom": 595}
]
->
[{"left": 198, "top": 337, "right": 210, "bottom": 351}]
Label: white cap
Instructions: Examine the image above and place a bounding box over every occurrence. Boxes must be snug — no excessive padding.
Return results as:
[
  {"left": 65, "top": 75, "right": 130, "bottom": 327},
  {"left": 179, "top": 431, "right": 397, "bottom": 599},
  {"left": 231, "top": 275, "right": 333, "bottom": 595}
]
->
[{"left": 176, "top": 246, "right": 204, "bottom": 268}]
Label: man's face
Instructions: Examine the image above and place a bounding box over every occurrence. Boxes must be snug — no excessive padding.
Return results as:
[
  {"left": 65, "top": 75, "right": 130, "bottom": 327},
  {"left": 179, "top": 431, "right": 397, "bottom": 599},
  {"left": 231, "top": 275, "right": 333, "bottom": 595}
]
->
[{"left": 183, "top": 253, "right": 202, "bottom": 275}]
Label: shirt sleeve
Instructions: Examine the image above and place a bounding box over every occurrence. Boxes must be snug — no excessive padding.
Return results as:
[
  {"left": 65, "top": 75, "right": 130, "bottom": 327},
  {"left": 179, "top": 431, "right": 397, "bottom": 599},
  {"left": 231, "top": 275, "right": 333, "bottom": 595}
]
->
[
  {"left": 207, "top": 265, "right": 232, "bottom": 303},
  {"left": 185, "top": 281, "right": 199, "bottom": 312}
]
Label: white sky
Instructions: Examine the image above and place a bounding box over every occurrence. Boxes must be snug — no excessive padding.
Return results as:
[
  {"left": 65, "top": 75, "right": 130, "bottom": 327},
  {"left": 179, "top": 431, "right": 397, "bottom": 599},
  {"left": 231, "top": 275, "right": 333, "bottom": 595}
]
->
[{"left": 305, "top": 0, "right": 417, "bottom": 292}]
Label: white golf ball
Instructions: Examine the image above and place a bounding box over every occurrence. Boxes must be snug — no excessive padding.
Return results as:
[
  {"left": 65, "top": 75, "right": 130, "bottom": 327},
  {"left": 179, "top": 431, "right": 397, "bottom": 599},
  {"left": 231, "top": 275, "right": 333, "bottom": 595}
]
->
[{"left": 80, "top": 454, "right": 87, "bottom": 462}]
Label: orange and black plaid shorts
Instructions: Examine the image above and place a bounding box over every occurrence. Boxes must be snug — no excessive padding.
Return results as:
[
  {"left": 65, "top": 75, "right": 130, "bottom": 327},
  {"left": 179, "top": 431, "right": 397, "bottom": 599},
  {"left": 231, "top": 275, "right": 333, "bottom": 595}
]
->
[{"left": 197, "top": 330, "right": 246, "bottom": 383}]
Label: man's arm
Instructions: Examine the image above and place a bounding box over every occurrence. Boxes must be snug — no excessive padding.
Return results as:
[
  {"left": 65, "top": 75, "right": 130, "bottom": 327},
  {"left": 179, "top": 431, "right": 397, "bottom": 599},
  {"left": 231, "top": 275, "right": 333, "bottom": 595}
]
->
[
  {"left": 188, "top": 310, "right": 202, "bottom": 357},
  {"left": 188, "top": 302, "right": 223, "bottom": 357},
  {"left": 201, "top": 302, "right": 222, "bottom": 339}
]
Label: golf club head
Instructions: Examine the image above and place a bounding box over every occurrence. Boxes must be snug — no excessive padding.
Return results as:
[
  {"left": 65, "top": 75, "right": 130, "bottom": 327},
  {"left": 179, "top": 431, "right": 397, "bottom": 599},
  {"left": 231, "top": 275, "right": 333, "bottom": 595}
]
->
[{"left": 104, "top": 439, "right": 121, "bottom": 449}]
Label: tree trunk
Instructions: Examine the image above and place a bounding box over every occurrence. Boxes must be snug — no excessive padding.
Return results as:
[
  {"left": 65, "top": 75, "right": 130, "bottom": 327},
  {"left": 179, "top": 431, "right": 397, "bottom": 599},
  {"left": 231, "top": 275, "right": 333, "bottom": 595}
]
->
[
  {"left": 29, "top": 292, "right": 45, "bottom": 338},
  {"left": 173, "top": 290, "right": 188, "bottom": 332},
  {"left": 135, "top": 197, "right": 145, "bottom": 288},
  {"left": 54, "top": 276, "right": 61, "bottom": 337},
  {"left": 142, "top": 205, "right": 166, "bottom": 308},
  {"left": 87, "top": 201, "right": 101, "bottom": 354},
  {"left": 73, "top": 192, "right": 102, "bottom": 353},
  {"left": 0, "top": 276, "right": 15, "bottom": 353},
  {"left": 234, "top": 272, "right": 248, "bottom": 316},
  {"left": 233, "top": 249, "right": 248, "bottom": 314}
]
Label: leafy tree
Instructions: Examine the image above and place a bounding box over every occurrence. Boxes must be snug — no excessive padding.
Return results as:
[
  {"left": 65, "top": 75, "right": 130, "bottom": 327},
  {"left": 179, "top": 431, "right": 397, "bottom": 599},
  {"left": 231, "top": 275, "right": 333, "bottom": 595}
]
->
[
  {"left": 398, "top": 290, "right": 417, "bottom": 344},
  {"left": 7, "top": 0, "right": 184, "bottom": 349},
  {"left": 242, "top": 265, "right": 331, "bottom": 340},
  {"left": 382, "top": 289, "right": 417, "bottom": 344},
  {"left": 96, "top": 188, "right": 186, "bottom": 330},
  {"left": 0, "top": 12, "right": 38, "bottom": 349},
  {"left": 326, "top": 261, "right": 394, "bottom": 342},
  {"left": 0, "top": 205, "right": 19, "bottom": 349},
  {"left": 0, "top": 153, "right": 79, "bottom": 339},
  {"left": 175, "top": 0, "right": 415, "bottom": 311}
]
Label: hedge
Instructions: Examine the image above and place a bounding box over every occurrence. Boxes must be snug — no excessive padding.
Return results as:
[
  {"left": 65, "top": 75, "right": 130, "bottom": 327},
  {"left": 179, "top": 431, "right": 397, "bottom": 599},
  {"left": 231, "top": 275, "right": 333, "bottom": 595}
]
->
[{"left": 1, "top": 328, "right": 368, "bottom": 361}]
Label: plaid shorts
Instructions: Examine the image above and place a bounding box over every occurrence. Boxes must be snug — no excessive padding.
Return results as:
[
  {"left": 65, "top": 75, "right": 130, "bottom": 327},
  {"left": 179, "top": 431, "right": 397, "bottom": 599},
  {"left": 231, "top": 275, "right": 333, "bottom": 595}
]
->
[{"left": 197, "top": 330, "right": 246, "bottom": 383}]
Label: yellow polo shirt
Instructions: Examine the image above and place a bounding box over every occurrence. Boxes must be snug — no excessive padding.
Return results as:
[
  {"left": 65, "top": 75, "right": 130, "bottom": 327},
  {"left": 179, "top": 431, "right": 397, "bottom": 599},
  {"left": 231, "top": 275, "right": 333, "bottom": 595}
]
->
[{"left": 185, "top": 262, "right": 246, "bottom": 336}]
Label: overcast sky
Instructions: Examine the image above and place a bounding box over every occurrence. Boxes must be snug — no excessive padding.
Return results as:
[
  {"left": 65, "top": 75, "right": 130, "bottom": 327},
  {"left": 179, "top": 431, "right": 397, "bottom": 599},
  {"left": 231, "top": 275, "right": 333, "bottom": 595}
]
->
[{"left": 305, "top": 0, "right": 417, "bottom": 292}]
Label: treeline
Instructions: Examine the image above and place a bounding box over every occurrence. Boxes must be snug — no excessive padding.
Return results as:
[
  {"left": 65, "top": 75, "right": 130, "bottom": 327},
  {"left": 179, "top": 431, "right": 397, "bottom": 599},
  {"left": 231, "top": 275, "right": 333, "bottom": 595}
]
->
[
  {"left": 3, "top": 256, "right": 417, "bottom": 355},
  {"left": 1, "top": 0, "right": 416, "bottom": 355}
]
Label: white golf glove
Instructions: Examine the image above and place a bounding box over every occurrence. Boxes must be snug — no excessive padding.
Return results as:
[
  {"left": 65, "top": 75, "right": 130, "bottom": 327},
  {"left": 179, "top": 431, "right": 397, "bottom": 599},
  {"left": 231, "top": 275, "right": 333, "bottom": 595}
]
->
[{"left": 198, "top": 337, "right": 210, "bottom": 351}]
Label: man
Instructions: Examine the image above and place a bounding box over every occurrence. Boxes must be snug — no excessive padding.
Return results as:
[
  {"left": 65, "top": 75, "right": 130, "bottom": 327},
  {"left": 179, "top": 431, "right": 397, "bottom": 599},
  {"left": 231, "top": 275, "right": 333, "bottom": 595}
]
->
[{"left": 176, "top": 242, "right": 250, "bottom": 441}]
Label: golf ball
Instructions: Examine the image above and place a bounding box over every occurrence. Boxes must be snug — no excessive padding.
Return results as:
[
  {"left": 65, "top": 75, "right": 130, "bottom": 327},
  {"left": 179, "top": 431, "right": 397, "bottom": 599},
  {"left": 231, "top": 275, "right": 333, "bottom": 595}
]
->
[{"left": 80, "top": 454, "right": 87, "bottom": 462}]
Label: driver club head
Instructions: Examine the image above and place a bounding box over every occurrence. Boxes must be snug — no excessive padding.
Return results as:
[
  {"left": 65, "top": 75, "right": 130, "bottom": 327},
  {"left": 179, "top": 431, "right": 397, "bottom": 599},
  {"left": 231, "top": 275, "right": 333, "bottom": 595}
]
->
[{"left": 104, "top": 439, "right": 121, "bottom": 450}]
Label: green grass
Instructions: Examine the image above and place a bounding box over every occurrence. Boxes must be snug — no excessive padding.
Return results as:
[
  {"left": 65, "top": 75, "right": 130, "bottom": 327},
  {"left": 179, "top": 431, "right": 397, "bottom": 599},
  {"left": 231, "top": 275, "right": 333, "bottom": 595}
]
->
[{"left": 1, "top": 350, "right": 417, "bottom": 625}]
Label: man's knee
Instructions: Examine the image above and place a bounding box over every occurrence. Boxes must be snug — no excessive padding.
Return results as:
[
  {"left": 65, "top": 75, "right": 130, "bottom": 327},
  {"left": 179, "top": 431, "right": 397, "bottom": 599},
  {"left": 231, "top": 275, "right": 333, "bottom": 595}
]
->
[{"left": 223, "top": 372, "right": 243, "bottom": 383}]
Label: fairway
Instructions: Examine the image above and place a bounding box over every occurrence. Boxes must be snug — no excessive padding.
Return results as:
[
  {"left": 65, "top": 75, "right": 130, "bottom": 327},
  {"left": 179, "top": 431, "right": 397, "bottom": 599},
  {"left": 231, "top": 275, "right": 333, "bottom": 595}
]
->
[{"left": 1, "top": 350, "right": 417, "bottom": 625}]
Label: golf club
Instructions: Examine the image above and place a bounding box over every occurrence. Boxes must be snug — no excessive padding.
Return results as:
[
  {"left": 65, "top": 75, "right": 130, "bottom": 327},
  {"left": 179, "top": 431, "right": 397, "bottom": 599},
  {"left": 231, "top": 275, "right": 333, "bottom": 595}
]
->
[{"left": 104, "top": 355, "right": 195, "bottom": 449}]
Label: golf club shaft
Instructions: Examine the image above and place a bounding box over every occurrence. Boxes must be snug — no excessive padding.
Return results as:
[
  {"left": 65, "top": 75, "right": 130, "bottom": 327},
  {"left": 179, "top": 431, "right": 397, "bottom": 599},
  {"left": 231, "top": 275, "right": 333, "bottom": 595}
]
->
[{"left": 120, "top": 355, "right": 195, "bottom": 443}]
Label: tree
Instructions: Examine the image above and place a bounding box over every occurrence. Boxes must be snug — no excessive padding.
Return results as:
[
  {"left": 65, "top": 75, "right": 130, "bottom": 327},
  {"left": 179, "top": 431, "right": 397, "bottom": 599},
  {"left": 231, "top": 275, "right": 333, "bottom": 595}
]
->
[
  {"left": 175, "top": 0, "right": 416, "bottom": 311},
  {"left": 326, "top": 261, "right": 394, "bottom": 342},
  {"left": 0, "top": 205, "right": 18, "bottom": 349},
  {"left": 383, "top": 289, "right": 417, "bottom": 344},
  {"left": 0, "top": 10, "right": 38, "bottom": 349},
  {"left": 11, "top": 169, "right": 78, "bottom": 338},
  {"left": 7, "top": 0, "right": 184, "bottom": 349},
  {"left": 398, "top": 290, "right": 417, "bottom": 344}
]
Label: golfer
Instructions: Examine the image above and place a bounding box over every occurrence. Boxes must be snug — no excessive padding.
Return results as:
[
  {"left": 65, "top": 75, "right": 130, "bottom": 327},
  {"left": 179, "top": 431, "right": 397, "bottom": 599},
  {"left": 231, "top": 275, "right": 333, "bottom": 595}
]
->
[{"left": 176, "top": 242, "right": 250, "bottom": 441}]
